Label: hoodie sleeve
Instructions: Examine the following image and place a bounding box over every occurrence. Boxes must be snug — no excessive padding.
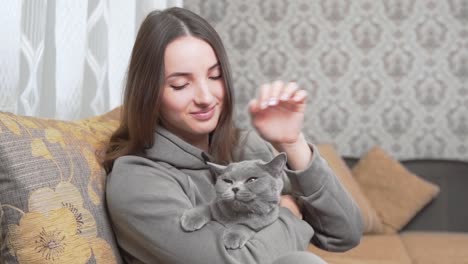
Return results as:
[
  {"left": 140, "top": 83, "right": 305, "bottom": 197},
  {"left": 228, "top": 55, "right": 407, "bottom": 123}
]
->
[
  {"left": 236, "top": 130, "right": 363, "bottom": 252},
  {"left": 284, "top": 144, "right": 363, "bottom": 252},
  {"left": 106, "top": 156, "right": 314, "bottom": 264}
]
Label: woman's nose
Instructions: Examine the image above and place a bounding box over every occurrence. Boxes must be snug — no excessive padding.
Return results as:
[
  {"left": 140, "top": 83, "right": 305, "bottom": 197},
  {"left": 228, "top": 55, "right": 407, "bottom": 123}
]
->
[{"left": 194, "top": 82, "right": 214, "bottom": 105}]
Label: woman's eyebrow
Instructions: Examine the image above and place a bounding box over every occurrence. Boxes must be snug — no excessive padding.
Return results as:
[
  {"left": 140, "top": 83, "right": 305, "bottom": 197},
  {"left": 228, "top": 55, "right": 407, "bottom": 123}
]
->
[
  {"left": 208, "top": 62, "right": 220, "bottom": 71},
  {"left": 166, "top": 72, "right": 191, "bottom": 79},
  {"left": 166, "top": 62, "right": 220, "bottom": 79}
]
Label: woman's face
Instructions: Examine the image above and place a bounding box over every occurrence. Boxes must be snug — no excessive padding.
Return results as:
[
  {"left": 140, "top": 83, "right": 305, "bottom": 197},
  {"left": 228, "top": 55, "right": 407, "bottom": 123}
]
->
[{"left": 160, "top": 36, "right": 225, "bottom": 144}]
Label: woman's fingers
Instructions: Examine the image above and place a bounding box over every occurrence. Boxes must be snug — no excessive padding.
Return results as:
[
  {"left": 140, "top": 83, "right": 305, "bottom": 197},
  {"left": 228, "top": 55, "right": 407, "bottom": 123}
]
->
[
  {"left": 248, "top": 98, "right": 260, "bottom": 113},
  {"left": 291, "top": 89, "right": 308, "bottom": 103},
  {"left": 250, "top": 83, "right": 271, "bottom": 112},
  {"left": 279, "top": 82, "right": 299, "bottom": 102},
  {"left": 250, "top": 81, "right": 306, "bottom": 113},
  {"left": 268, "top": 80, "right": 284, "bottom": 106},
  {"left": 259, "top": 83, "right": 271, "bottom": 110}
]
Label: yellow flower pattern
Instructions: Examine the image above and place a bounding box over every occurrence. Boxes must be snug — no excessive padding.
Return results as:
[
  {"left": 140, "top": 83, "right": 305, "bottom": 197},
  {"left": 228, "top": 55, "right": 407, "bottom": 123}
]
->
[
  {"left": 31, "top": 138, "right": 53, "bottom": 160},
  {"left": 0, "top": 108, "right": 121, "bottom": 264},
  {"left": 45, "top": 128, "right": 67, "bottom": 148},
  {"left": 28, "top": 182, "right": 98, "bottom": 239},
  {"left": 0, "top": 110, "right": 118, "bottom": 203},
  {"left": 1, "top": 115, "right": 21, "bottom": 136},
  {"left": 83, "top": 148, "right": 107, "bottom": 206},
  {"left": 7, "top": 208, "right": 91, "bottom": 264},
  {"left": 5, "top": 181, "right": 120, "bottom": 264}
]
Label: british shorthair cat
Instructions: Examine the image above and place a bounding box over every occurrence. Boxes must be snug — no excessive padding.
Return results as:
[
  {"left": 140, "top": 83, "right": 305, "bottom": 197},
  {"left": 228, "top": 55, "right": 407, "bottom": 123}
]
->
[{"left": 181, "top": 153, "right": 287, "bottom": 249}]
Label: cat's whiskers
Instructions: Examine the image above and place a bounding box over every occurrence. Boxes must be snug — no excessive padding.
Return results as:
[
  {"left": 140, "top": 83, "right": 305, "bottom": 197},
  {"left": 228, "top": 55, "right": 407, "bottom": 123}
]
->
[
  {"left": 219, "top": 190, "right": 234, "bottom": 200},
  {"left": 236, "top": 191, "right": 256, "bottom": 202}
]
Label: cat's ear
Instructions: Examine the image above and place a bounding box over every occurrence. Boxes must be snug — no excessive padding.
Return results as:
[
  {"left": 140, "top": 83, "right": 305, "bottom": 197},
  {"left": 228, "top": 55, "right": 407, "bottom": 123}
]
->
[
  {"left": 263, "top": 152, "right": 287, "bottom": 177},
  {"left": 207, "top": 162, "right": 227, "bottom": 176}
]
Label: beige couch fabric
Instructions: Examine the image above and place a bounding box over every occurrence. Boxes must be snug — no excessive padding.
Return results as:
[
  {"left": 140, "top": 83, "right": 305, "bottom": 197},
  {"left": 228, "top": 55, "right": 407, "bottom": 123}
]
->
[
  {"left": 401, "top": 231, "right": 468, "bottom": 264},
  {"left": 308, "top": 234, "right": 412, "bottom": 264}
]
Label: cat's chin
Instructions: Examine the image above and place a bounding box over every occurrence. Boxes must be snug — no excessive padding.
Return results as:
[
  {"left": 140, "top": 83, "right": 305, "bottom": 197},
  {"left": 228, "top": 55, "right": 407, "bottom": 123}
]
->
[
  {"left": 221, "top": 197, "right": 252, "bottom": 204},
  {"left": 229, "top": 200, "right": 252, "bottom": 212},
  {"left": 228, "top": 199, "right": 273, "bottom": 214}
]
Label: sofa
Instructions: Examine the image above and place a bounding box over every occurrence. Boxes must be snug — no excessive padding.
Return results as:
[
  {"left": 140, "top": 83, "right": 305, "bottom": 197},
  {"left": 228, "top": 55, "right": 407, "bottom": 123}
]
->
[
  {"left": 308, "top": 146, "right": 468, "bottom": 264},
  {"left": 1, "top": 108, "right": 467, "bottom": 264}
]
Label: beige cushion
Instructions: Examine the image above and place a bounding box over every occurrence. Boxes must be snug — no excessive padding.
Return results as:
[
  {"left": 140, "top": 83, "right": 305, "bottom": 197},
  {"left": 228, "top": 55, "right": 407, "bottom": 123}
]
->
[
  {"left": 401, "top": 231, "right": 468, "bottom": 264},
  {"left": 317, "top": 144, "right": 384, "bottom": 234},
  {"left": 0, "top": 109, "right": 121, "bottom": 263},
  {"left": 352, "top": 146, "right": 440, "bottom": 233},
  {"left": 308, "top": 234, "right": 412, "bottom": 264}
]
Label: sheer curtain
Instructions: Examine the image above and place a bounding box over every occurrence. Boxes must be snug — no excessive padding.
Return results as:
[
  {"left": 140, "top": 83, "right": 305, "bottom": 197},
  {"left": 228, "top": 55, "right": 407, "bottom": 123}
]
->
[{"left": 1, "top": 0, "right": 182, "bottom": 120}]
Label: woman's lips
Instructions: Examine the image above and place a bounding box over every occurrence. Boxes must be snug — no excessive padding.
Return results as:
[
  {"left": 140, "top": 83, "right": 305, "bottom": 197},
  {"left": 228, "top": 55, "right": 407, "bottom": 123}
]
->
[{"left": 190, "top": 106, "right": 216, "bottom": 121}]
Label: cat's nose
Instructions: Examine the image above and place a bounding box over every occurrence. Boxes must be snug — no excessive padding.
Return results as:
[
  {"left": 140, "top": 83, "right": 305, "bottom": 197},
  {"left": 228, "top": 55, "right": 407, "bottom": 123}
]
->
[{"left": 232, "top": 187, "right": 239, "bottom": 193}]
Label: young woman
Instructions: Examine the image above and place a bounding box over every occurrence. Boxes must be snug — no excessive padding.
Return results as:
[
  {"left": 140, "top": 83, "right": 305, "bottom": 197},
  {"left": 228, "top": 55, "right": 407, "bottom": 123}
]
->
[{"left": 104, "top": 7, "right": 362, "bottom": 264}]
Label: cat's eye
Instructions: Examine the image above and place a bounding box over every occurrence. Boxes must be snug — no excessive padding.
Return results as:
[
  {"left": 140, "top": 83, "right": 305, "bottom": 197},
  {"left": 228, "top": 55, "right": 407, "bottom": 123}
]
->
[
  {"left": 223, "top": 179, "right": 233, "bottom": 184},
  {"left": 245, "top": 177, "right": 258, "bottom": 183}
]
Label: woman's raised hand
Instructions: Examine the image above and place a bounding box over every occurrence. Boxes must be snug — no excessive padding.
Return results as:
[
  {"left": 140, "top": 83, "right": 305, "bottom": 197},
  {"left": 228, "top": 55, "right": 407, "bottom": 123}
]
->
[{"left": 248, "top": 81, "right": 308, "bottom": 146}]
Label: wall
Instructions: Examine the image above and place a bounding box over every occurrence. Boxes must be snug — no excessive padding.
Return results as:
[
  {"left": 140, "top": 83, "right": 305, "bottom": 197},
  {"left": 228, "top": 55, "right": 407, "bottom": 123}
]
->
[{"left": 185, "top": 0, "right": 468, "bottom": 160}]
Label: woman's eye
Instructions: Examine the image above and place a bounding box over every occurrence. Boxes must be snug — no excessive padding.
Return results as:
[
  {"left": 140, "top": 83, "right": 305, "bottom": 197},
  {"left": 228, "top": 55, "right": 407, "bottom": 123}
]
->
[
  {"left": 170, "top": 83, "right": 188, "bottom": 90},
  {"left": 209, "top": 74, "right": 222, "bottom": 80},
  {"left": 246, "top": 177, "right": 258, "bottom": 183},
  {"left": 223, "top": 179, "right": 233, "bottom": 184}
]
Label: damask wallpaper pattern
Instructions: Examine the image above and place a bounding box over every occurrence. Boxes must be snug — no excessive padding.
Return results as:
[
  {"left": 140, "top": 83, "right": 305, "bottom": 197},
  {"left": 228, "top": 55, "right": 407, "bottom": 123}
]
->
[{"left": 185, "top": 0, "right": 468, "bottom": 160}]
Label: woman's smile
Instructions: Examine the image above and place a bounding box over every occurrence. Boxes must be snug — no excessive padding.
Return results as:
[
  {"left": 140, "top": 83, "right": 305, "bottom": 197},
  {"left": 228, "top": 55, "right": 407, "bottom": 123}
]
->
[{"left": 190, "top": 104, "right": 217, "bottom": 121}]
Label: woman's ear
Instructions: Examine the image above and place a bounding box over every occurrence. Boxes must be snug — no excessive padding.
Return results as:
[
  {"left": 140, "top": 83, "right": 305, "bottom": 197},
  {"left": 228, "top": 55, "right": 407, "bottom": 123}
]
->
[{"left": 207, "top": 162, "right": 226, "bottom": 176}]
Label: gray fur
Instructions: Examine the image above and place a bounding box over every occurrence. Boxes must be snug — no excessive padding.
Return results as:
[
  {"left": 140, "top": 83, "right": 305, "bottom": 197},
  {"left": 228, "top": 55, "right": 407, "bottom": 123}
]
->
[{"left": 180, "top": 153, "right": 287, "bottom": 249}]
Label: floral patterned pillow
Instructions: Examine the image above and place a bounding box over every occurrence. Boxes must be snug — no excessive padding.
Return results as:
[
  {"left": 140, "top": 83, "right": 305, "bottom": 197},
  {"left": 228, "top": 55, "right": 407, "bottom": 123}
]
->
[{"left": 0, "top": 109, "right": 123, "bottom": 264}]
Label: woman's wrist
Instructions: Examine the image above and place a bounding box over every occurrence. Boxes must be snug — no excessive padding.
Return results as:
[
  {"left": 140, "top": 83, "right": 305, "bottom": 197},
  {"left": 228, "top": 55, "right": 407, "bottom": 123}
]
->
[
  {"left": 272, "top": 133, "right": 313, "bottom": 171},
  {"left": 272, "top": 133, "right": 305, "bottom": 152}
]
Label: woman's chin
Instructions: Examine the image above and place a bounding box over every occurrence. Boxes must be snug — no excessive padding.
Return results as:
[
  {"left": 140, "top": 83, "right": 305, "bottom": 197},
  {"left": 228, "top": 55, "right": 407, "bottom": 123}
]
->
[
  {"left": 191, "top": 124, "right": 218, "bottom": 135},
  {"left": 189, "top": 117, "right": 220, "bottom": 134}
]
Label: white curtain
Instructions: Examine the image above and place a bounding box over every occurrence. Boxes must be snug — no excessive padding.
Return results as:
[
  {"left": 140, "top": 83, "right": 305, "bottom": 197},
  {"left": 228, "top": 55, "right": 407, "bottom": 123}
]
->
[{"left": 0, "top": 0, "right": 183, "bottom": 120}]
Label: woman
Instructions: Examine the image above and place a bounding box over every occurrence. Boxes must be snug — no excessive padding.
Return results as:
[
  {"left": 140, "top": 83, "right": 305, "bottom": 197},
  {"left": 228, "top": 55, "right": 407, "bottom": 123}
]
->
[{"left": 104, "top": 7, "right": 362, "bottom": 264}]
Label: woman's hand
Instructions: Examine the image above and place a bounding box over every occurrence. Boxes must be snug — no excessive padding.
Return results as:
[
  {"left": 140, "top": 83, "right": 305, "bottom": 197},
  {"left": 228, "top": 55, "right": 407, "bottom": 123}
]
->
[
  {"left": 248, "top": 81, "right": 307, "bottom": 146},
  {"left": 249, "top": 81, "right": 313, "bottom": 170},
  {"left": 280, "top": 195, "right": 302, "bottom": 219}
]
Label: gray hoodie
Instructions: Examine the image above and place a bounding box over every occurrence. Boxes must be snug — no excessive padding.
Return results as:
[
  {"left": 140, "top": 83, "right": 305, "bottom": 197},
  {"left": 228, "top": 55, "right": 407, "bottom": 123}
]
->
[{"left": 106, "top": 127, "right": 363, "bottom": 264}]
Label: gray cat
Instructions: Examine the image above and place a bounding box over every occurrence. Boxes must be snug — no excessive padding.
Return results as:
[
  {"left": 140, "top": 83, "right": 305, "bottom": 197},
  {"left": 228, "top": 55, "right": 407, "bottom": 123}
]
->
[{"left": 180, "top": 153, "right": 287, "bottom": 249}]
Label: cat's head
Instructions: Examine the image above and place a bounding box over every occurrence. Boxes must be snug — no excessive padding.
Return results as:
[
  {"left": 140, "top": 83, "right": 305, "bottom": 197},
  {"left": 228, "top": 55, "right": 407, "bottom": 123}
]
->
[{"left": 207, "top": 153, "right": 286, "bottom": 214}]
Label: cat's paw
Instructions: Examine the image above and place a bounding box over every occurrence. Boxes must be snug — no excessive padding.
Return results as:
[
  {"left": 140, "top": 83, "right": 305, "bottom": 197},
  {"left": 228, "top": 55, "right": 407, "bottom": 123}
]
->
[
  {"left": 180, "top": 209, "right": 209, "bottom": 232},
  {"left": 223, "top": 230, "right": 250, "bottom": 249}
]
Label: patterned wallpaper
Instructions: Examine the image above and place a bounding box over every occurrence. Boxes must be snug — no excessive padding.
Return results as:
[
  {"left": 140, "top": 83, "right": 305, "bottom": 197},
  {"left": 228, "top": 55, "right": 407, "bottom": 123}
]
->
[{"left": 184, "top": 0, "right": 468, "bottom": 161}]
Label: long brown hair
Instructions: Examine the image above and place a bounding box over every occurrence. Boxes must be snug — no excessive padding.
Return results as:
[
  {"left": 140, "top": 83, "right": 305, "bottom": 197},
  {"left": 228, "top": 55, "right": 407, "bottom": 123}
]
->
[{"left": 103, "top": 7, "right": 238, "bottom": 172}]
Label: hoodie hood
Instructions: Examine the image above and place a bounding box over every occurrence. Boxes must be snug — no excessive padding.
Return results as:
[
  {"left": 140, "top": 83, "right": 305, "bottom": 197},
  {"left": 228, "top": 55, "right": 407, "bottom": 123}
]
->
[{"left": 144, "top": 126, "right": 214, "bottom": 170}]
